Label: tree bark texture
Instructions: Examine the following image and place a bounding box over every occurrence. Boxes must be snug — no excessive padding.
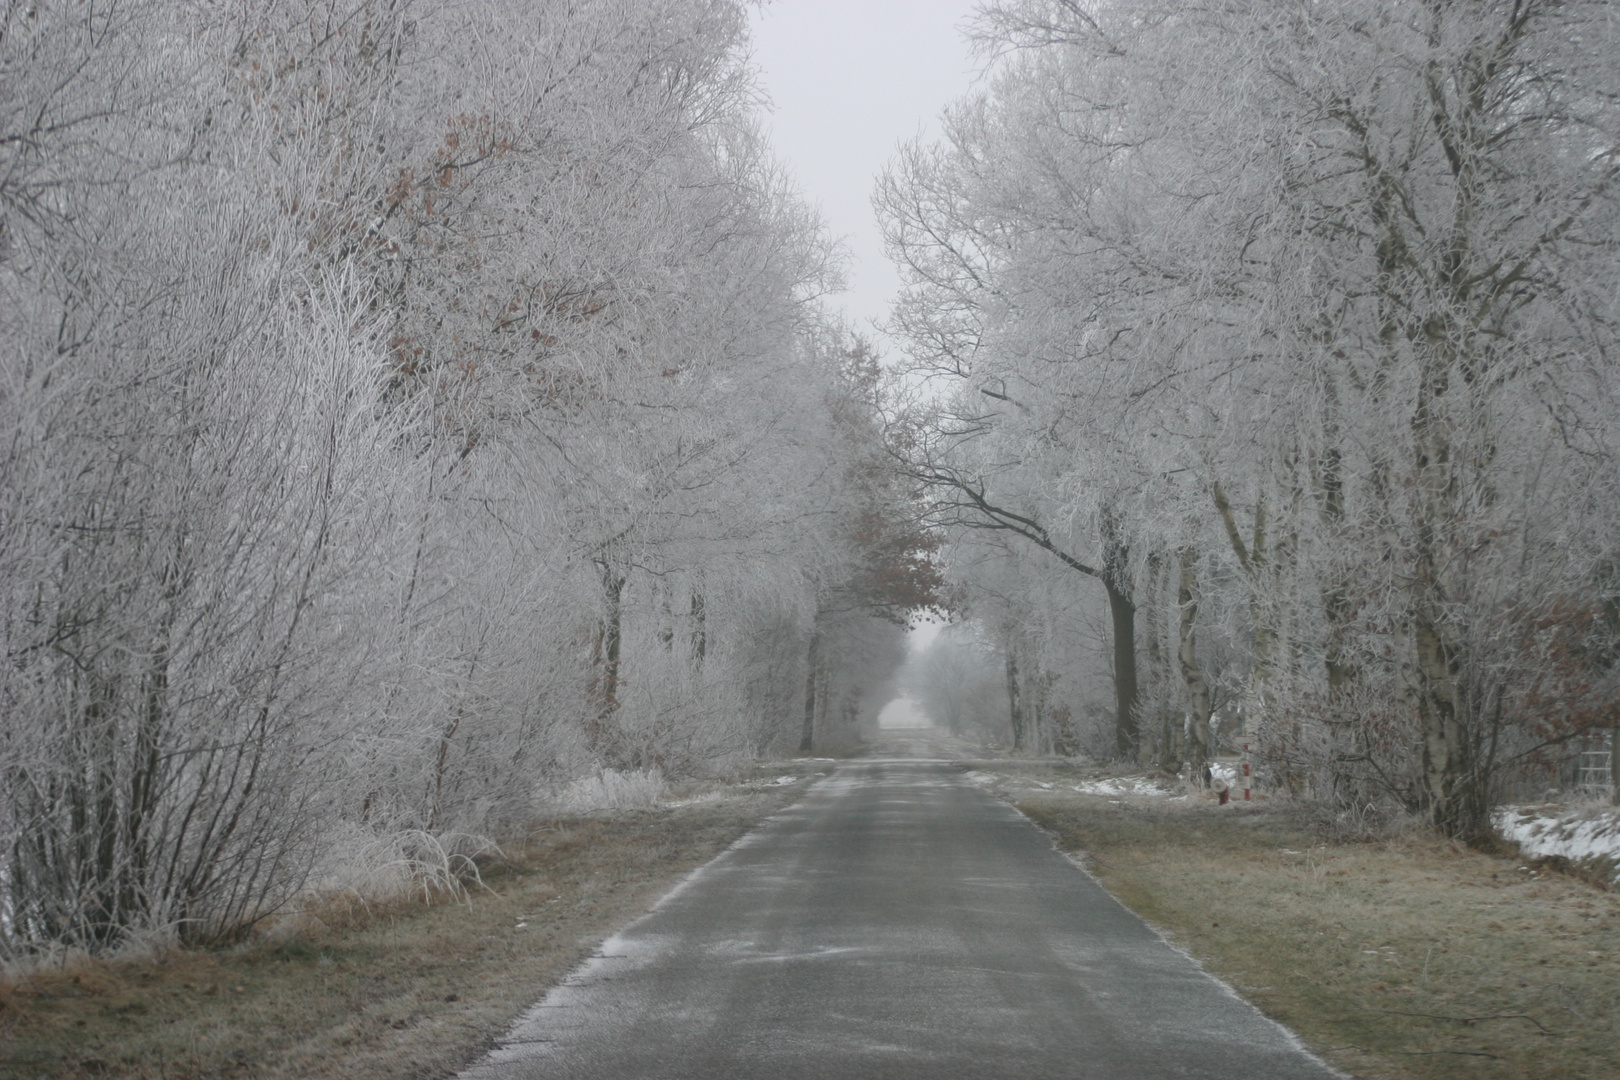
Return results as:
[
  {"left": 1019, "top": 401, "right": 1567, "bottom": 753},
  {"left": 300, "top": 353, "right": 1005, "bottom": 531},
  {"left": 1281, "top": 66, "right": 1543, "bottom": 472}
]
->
[
  {"left": 1178, "top": 548, "right": 1213, "bottom": 785},
  {"left": 799, "top": 631, "right": 820, "bottom": 754},
  {"left": 1105, "top": 579, "right": 1138, "bottom": 758},
  {"left": 590, "top": 564, "right": 626, "bottom": 759},
  {"left": 1411, "top": 351, "right": 1480, "bottom": 838},
  {"left": 1140, "top": 551, "right": 1171, "bottom": 767},
  {"left": 1005, "top": 645, "right": 1024, "bottom": 752}
]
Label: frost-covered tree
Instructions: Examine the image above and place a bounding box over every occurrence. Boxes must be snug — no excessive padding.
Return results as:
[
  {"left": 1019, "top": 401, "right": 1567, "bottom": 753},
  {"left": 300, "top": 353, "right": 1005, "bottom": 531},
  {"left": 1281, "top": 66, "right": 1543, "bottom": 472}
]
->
[
  {"left": 794, "top": 334, "right": 946, "bottom": 754},
  {"left": 0, "top": 0, "right": 909, "bottom": 957},
  {"left": 882, "top": 0, "right": 1620, "bottom": 835}
]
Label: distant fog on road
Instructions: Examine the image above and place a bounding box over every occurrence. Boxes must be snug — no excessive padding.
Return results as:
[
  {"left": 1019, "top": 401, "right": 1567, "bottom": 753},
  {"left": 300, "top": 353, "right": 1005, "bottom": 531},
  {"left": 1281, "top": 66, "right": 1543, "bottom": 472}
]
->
[{"left": 878, "top": 697, "right": 933, "bottom": 729}]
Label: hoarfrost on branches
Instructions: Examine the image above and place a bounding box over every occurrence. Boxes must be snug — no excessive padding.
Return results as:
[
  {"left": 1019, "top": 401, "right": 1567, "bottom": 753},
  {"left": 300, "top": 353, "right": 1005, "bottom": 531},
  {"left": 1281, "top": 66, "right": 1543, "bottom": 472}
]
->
[
  {"left": 0, "top": 0, "right": 931, "bottom": 956},
  {"left": 880, "top": 0, "right": 1620, "bottom": 836}
]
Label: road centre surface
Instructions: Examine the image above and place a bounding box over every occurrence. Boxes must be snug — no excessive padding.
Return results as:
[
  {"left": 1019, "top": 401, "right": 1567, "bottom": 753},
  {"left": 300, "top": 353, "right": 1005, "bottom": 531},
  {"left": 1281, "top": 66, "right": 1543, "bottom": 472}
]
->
[{"left": 458, "top": 759, "right": 1340, "bottom": 1080}]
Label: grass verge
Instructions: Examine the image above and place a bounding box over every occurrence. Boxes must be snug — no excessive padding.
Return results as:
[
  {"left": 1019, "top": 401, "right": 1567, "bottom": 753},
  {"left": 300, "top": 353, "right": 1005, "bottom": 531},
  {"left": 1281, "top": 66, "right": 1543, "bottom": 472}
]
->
[
  {"left": 993, "top": 772, "right": 1619, "bottom": 1080},
  {"left": 0, "top": 763, "right": 832, "bottom": 1080}
]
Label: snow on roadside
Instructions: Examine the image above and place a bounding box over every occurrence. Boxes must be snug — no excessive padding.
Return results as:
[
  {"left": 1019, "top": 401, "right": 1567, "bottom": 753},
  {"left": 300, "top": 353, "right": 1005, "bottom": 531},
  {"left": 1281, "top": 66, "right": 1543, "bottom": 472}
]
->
[
  {"left": 1070, "top": 776, "right": 1178, "bottom": 798},
  {"left": 963, "top": 769, "right": 1183, "bottom": 799},
  {"left": 739, "top": 775, "right": 799, "bottom": 788},
  {"left": 1495, "top": 804, "right": 1620, "bottom": 883},
  {"left": 660, "top": 774, "right": 802, "bottom": 808}
]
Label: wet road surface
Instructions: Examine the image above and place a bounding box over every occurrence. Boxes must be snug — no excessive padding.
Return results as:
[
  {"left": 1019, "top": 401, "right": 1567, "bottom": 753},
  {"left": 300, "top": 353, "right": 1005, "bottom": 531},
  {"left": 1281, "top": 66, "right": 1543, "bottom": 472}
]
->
[{"left": 457, "top": 758, "right": 1340, "bottom": 1079}]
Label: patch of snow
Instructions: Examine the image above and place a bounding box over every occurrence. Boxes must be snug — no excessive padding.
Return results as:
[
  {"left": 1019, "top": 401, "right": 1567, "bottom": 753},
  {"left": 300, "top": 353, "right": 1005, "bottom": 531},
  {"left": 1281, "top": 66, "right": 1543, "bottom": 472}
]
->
[
  {"left": 661, "top": 774, "right": 802, "bottom": 807},
  {"left": 1070, "top": 776, "right": 1176, "bottom": 798},
  {"left": 962, "top": 771, "right": 997, "bottom": 787},
  {"left": 739, "top": 775, "right": 799, "bottom": 788},
  {"left": 660, "top": 789, "right": 727, "bottom": 808},
  {"left": 1494, "top": 804, "right": 1620, "bottom": 883}
]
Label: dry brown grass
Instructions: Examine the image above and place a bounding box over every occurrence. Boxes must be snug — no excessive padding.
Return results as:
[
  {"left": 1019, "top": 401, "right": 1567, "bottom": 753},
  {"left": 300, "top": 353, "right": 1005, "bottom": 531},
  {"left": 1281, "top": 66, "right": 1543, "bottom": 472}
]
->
[
  {"left": 0, "top": 764, "right": 830, "bottom": 1080},
  {"left": 1008, "top": 780, "right": 1620, "bottom": 1080}
]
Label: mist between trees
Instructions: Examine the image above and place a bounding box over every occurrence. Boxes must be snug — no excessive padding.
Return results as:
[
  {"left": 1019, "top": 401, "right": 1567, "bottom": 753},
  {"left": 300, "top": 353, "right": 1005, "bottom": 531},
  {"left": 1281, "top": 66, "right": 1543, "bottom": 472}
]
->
[
  {"left": 0, "top": 0, "right": 942, "bottom": 959},
  {"left": 878, "top": 0, "right": 1620, "bottom": 839}
]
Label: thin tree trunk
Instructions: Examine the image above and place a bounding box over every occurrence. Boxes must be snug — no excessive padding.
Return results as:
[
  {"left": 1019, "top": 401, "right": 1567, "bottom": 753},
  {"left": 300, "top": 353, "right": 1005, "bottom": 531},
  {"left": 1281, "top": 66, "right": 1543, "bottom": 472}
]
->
[
  {"left": 816, "top": 667, "right": 830, "bottom": 745},
  {"left": 1140, "top": 550, "right": 1169, "bottom": 767},
  {"left": 1100, "top": 514, "right": 1138, "bottom": 757},
  {"left": 659, "top": 580, "right": 674, "bottom": 652},
  {"left": 1031, "top": 670, "right": 1049, "bottom": 755},
  {"left": 799, "top": 631, "right": 819, "bottom": 754},
  {"left": 1178, "top": 548, "right": 1212, "bottom": 785},
  {"left": 1213, "top": 480, "right": 1283, "bottom": 737},
  {"left": 427, "top": 644, "right": 484, "bottom": 832},
  {"left": 1312, "top": 382, "right": 1355, "bottom": 694},
  {"left": 1005, "top": 644, "right": 1024, "bottom": 752},
  {"left": 599, "top": 574, "right": 625, "bottom": 718}
]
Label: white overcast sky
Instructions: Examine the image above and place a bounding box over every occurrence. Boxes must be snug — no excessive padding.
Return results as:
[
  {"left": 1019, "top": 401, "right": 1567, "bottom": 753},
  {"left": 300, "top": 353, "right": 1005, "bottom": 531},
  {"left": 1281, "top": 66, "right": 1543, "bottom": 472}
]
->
[{"left": 748, "top": 0, "right": 985, "bottom": 352}]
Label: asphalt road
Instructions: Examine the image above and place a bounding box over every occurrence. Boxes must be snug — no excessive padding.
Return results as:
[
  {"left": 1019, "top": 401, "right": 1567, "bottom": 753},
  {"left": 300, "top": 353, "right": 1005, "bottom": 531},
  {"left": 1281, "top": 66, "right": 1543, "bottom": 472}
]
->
[{"left": 458, "top": 757, "right": 1340, "bottom": 1080}]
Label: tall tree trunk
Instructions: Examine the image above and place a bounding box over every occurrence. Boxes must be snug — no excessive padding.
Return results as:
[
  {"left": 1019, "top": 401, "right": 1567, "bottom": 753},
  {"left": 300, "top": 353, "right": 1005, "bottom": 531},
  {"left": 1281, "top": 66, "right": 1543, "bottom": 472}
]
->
[
  {"left": 1105, "top": 578, "right": 1138, "bottom": 758},
  {"left": 1140, "top": 550, "right": 1170, "bottom": 767},
  {"left": 1411, "top": 353, "right": 1477, "bottom": 837},
  {"left": 798, "top": 630, "right": 819, "bottom": 754},
  {"left": 591, "top": 562, "right": 626, "bottom": 757},
  {"left": 1101, "top": 511, "right": 1138, "bottom": 757},
  {"left": 1414, "top": 612, "right": 1470, "bottom": 833},
  {"left": 1213, "top": 480, "right": 1282, "bottom": 738},
  {"left": 1005, "top": 644, "right": 1024, "bottom": 752},
  {"left": 1031, "top": 670, "right": 1049, "bottom": 755},
  {"left": 1158, "top": 699, "right": 1183, "bottom": 778},
  {"left": 815, "top": 667, "right": 830, "bottom": 746},
  {"left": 1312, "top": 379, "right": 1355, "bottom": 694},
  {"left": 1148, "top": 551, "right": 1184, "bottom": 777},
  {"left": 1178, "top": 548, "right": 1213, "bottom": 785}
]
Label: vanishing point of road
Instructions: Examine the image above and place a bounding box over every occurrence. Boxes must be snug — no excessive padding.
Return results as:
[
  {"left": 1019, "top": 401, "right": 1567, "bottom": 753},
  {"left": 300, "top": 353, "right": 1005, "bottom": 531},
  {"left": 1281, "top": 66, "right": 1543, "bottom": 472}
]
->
[{"left": 457, "top": 749, "right": 1341, "bottom": 1080}]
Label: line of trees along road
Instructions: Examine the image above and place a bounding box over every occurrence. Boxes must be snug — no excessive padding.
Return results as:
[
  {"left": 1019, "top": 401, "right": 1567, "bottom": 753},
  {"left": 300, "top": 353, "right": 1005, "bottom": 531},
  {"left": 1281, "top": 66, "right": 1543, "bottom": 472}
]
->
[
  {"left": 0, "top": 1, "right": 935, "bottom": 957},
  {"left": 880, "top": 0, "right": 1620, "bottom": 838}
]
